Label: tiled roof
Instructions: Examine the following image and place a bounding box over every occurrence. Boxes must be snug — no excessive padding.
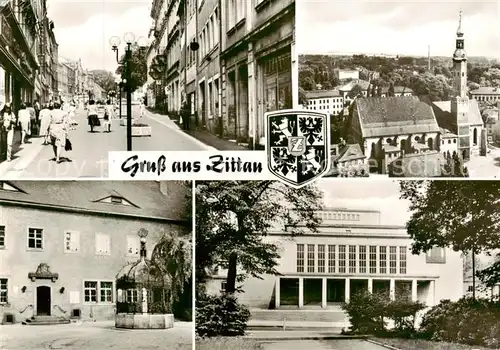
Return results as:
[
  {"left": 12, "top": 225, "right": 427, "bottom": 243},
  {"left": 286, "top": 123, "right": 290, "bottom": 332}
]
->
[
  {"left": 305, "top": 90, "right": 341, "bottom": 99},
  {"left": 338, "top": 80, "right": 370, "bottom": 91},
  {"left": 470, "top": 87, "right": 500, "bottom": 95},
  {"left": 355, "top": 96, "right": 440, "bottom": 138},
  {"left": 0, "top": 181, "right": 189, "bottom": 222},
  {"left": 439, "top": 127, "right": 457, "bottom": 138},
  {"left": 389, "top": 152, "right": 444, "bottom": 177},
  {"left": 332, "top": 143, "right": 365, "bottom": 163},
  {"left": 432, "top": 99, "right": 483, "bottom": 127}
]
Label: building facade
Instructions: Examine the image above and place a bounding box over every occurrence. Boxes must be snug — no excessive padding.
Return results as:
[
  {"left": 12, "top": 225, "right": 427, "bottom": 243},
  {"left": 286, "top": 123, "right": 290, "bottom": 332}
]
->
[
  {"left": 0, "top": 181, "right": 190, "bottom": 324},
  {"left": 305, "top": 90, "right": 343, "bottom": 116},
  {"left": 220, "top": 0, "right": 295, "bottom": 149},
  {"left": 0, "top": 0, "right": 40, "bottom": 110},
  {"left": 207, "top": 208, "right": 463, "bottom": 325},
  {"left": 57, "top": 58, "right": 76, "bottom": 102},
  {"left": 470, "top": 87, "right": 500, "bottom": 104}
]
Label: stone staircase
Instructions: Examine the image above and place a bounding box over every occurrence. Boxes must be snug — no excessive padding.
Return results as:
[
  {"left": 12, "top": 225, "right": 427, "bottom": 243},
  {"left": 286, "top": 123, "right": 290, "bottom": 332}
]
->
[
  {"left": 22, "top": 315, "right": 70, "bottom": 325},
  {"left": 248, "top": 307, "right": 350, "bottom": 330}
]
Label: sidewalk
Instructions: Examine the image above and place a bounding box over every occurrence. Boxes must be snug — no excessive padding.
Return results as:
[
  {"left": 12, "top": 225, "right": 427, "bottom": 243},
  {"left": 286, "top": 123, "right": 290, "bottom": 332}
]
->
[
  {"left": 145, "top": 108, "right": 250, "bottom": 151},
  {"left": 244, "top": 330, "right": 367, "bottom": 341}
]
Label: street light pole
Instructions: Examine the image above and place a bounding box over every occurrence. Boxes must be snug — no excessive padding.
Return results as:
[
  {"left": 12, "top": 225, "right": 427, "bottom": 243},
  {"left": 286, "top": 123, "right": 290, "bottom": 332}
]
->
[{"left": 125, "top": 43, "right": 132, "bottom": 152}]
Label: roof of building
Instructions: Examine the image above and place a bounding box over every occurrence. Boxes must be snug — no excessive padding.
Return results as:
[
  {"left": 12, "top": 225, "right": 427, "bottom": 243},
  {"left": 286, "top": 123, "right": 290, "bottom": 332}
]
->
[
  {"left": 332, "top": 143, "right": 366, "bottom": 163},
  {"left": 470, "top": 87, "right": 500, "bottom": 95},
  {"left": 389, "top": 151, "right": 444, "bottom": 177},
  {"left": 355, "top": 96, "right": 440, "bottom": 138},
  {"left": 0, "top": 181, "right": 189, "bottom": 222},
  {"left": 431, "top": 98, "right": 483, "bottom": 127},
  {"left": 339, "top": 79, "right": 370, "bottom": 91},
  {"left": 439, "top": 127, "right": 458, "bottom": 138},
  {"left": 381, "top": 86, "right": 414, "bottom": 94},
  {"left": 305, "top": 90, "right": 341, "bottom": 99}
]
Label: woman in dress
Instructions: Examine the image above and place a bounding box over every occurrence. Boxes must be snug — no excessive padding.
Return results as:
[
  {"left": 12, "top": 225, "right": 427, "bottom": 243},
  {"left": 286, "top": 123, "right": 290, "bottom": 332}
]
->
[
  {"left": 87, "top": 100, "right": 100, "bottom": 132},
  {"left": 103, "top": 99, "right": 114, "bottom": 132},
  {"left": 0, "top": 103, "right": 17, "bottom": 161},
  {"left": 68, "top": 102, "right": 77, "bottom": 130},
  {"left": 48, "top": 101, "right": 69, "bottom": 163},
  {"left": 17, "top": 102, "right": 31, "bottom": 144},
  {"left": 39, "top": 103, "right": 52, "bottom": 145}
]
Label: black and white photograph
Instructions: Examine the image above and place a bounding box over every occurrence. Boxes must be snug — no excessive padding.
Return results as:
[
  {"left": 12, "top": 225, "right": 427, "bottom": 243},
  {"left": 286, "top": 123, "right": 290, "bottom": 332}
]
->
[
  {"left": 0, "top": 180, "right": 193, "bottom": 349},
  {"left": 194, "top": 179, "right": 500, "bottom": 350},
  {"left": 297, "top": 1, "right": 500, "bottom": 178},
  {"left": 0, "top": 0, "right": 296, "bottom": 179}
]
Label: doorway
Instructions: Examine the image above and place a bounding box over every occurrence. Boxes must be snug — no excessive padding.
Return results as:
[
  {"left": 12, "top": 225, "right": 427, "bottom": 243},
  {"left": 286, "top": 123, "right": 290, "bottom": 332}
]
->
[{"left": 36, "top": 286, "right": 51, "bottom": 315}]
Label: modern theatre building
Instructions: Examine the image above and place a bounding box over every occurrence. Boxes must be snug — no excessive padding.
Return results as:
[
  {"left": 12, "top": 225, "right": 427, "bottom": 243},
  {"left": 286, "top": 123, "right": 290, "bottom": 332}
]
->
[
  {"left": 208, "top": 208, "right": 463, "bottom": 324},
  {"left": 0, "top": 181, "right": 190, "bottom": 324}
]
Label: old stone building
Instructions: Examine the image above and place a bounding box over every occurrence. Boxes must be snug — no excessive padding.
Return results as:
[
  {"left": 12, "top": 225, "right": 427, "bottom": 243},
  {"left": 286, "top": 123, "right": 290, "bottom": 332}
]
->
[{"left": 0, "top": 181, "right": 191, "bottom": 324}]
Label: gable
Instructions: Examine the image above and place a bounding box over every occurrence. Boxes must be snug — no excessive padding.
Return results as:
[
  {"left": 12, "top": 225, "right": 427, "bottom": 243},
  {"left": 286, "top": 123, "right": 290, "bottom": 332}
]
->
[{"left": 94, "top": 194, "right": 138, "bottom": 207}]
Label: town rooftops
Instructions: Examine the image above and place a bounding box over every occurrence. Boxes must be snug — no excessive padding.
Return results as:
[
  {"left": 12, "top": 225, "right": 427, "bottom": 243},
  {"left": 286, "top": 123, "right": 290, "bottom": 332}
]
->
[
  {"left": 338, "top": 79, "right": 370, "bottom": 91},
  {"left": 355, "top": 96, "right": 440, "bottom": 138},
  {"left": 439, "top": 127, "right": 458, "bottom": 138},
  {"left": 470, "top": 87, "right": 500, "bottom": 95},
  {"left": 0, "top": 181, "right": 189, "bottom": 222},
  {"left": 381, "top": 86, "right": 414, "bottom": 94},
  {"left": 331, "top": 143, "right": 365, "bottom": 163},
  {"left": 305, "top": 89, "right": 341, "bottom": 99}
]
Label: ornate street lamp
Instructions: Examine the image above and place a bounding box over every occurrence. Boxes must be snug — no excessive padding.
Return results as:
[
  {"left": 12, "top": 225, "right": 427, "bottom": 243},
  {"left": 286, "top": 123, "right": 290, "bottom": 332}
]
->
[{"left": 109, "top": 33, "right": 148, "bottom": 151}]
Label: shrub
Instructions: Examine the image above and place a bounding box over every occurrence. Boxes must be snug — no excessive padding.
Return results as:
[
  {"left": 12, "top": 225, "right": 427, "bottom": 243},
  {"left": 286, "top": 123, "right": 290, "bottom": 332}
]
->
[
  {"left": 419, "top": 297, "right": 500, "bottom": 348},
  {"left": 341, "top": 291, "right": 425, "bottom": 335},
  {"left": 196, "top": 293, "right": 251, "bottom": 337}
]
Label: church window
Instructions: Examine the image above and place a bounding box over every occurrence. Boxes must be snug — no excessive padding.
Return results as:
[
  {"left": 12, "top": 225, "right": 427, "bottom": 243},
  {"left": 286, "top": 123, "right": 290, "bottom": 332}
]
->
[{"left": 448, "top": 140, "right": 451, "bottom": 144}]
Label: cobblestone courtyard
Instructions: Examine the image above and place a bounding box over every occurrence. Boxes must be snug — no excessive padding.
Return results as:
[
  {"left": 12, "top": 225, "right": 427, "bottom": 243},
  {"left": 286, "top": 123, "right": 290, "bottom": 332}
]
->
[{"left": 0, "top": 321, "right": 193, "bottom": 350}]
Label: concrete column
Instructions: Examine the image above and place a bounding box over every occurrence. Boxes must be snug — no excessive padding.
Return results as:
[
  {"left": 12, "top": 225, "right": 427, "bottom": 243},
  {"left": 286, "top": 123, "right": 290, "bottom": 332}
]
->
[
  {"left": 247, "top": 42, "right": 256, "bottom": 146},
  {"left": 345, "top": 278, "right": 350, "bottom": 303},
  {"left": 368, "top": 278, "right": 373, "bottom": 294},
  {"left": 411, "top": 279, "right": 418, "bottom": 302},
  {"left": 429, "top": 280, "right": 435, "bottom": 306},
  {"left": 298, "top": 277, "right": 304, "bottom": 308},
  {"left": 390, "top": 279, "right": 396, "bottom": 301},
  {"left": 321, "top": 278, "right": 327, "bottom": 308},
  {"left": 275, "top": 277, "right": 280, "bottom": 308}
]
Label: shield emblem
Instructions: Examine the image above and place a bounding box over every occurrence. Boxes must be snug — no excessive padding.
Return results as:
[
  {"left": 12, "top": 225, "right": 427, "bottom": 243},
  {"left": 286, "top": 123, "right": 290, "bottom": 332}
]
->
[{"left": 266, "top": 109, "right": 331, "bottom": 188}]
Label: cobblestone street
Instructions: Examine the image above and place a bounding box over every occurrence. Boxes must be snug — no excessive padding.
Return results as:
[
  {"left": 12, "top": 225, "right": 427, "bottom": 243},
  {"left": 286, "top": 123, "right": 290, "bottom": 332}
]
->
[{"left": 0, "top": 321, "right": 193, "bottom": 350}]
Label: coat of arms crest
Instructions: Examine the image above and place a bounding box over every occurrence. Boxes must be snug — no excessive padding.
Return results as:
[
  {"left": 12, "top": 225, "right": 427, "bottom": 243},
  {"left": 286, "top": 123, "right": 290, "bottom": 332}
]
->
[{"left": 266, "top": 109, "right": 330, "bottom": 188}]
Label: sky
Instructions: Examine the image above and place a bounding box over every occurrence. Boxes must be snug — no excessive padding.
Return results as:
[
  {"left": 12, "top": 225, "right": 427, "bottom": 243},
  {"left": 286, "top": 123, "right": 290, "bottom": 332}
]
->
[
  {"left": 297, "top": 0, "right": 500, "bottom": 58},
  {"left": 318, "top": 179, "right": 410, "bottom": 225},
  {"left": 47, "top": 0, "right": 152, "bottom": 72}
]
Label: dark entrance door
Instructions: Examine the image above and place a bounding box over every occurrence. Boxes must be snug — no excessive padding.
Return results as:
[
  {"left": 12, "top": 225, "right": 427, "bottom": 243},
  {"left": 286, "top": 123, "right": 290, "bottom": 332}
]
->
[{"left": 36, "top": 286, "right": 51, "bottom": 315}]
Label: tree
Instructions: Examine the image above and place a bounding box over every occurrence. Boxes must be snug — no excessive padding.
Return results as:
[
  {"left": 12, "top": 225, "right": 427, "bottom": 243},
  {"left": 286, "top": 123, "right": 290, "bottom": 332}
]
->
[
  {"left": 348, "top": 84, "right": 364, "bottom": 99},
  {"left": 399, "top": 181, "right": 500, "bottom": 289},
  {"left": 196, "top": 181, "right": 323, "bottom": 294},
  {"left": 90, "top": 70, "right": 116, "bottom": 94},
  {"left": 115, "top": 44, "right": 148, "bottom": 92},
  {"left": 151, "top": 233, "right": 192, "bottom": 314},
  {"left": 299, "top": 87, "right": 308, "bottom": 106}
]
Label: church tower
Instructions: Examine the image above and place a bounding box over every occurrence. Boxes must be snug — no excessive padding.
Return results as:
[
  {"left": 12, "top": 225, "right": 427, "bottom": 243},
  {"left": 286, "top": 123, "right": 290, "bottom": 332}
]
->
[{"left": 450, "top": 11, "right": 470, "bottom": 160}]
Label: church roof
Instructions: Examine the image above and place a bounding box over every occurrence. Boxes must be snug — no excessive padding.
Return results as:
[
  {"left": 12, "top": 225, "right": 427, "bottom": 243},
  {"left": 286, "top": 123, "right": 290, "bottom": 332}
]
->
[
  {"left": 355, "top": 96, "right": 440, "bottom": 138},
  {"left": 332, "top": 143, "right": 366, "bottom": 163},
  {"left": 432, "top": 98, "right": 483, "bottom": 127}
]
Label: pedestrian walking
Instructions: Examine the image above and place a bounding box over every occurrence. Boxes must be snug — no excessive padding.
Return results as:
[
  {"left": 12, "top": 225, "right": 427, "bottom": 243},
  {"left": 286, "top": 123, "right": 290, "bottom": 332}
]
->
[
  {"left": 180, "top": 98, "right": 190, "bottom": 131},
  {"left": 27, "top": 102, "right": 37, "bottom": 136},
  {"left": 39, "top": 103, "right": 52, "bottom": 145},
  {"left": 48, "top": 102, "right": 70, "bottom": 164},
  {"left": 0, "top": 103, "right": 17, "bottom": 162},
  {"left": 17, "top": 103, "right": 31, "bottom": 144},
  {"left": 68, "top": 102, "right": 77, "bottom": 130},
  {"left": 103, "top": 99, "right": 113, "bottom": 133},
  {"left": 87, "top": 100, "right": 100, "bottom": 132},
  {"left": 139, "top": 98, "right": 145, "bottom": 118}
]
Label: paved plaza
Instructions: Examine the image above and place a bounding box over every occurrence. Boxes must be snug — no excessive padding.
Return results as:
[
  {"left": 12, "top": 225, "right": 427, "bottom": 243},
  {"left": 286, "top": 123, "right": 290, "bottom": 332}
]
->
[{"left": 0, "top": 321, "right": 193, "bottom": 350}]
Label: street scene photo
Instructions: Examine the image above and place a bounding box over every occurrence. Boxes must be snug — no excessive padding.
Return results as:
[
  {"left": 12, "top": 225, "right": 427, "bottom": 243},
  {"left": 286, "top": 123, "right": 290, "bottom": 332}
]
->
[
  {"left": 297, "top": 1, "right": 500, "bottom": 178},
  {"left": 194, "top": 180, "right": 500, "bottom": 350},
  {"left": 0, "top": 0, "right": 298, "bottom": 179},
  {"left": 0, "top": 181, "right": 193, "bottom": 349}
]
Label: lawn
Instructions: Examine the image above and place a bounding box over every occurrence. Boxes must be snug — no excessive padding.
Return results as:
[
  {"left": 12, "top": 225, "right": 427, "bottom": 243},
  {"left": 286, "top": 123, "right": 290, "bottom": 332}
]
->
[
  {"left": 196, "top": 337, "right": 262, "bottom": 350},
  {"left": 373, "top": 337, "right": 494, "bottom": 350}
]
